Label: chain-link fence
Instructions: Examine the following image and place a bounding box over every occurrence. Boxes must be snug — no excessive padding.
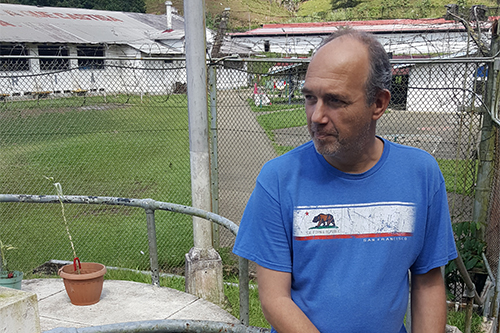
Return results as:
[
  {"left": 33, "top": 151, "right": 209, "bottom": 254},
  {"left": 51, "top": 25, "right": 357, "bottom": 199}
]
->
[
  {"left": 214, "top": 58, "right": 484, "bottom": 230},
  {"left": 213, "top": 57, "right": 497, "bottom": 303},
  {"left": 1, "top": 54, "right": 499, "bottom": 303},
  {"left": 1, "top": 58, "right": 193, "bottom": 275}
]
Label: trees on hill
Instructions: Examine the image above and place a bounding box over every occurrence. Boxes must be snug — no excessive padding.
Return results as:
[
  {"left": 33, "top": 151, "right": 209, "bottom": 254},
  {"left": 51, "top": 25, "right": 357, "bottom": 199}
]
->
[{"left": 15, "top": 0, "right": 146, "bottom": 13}]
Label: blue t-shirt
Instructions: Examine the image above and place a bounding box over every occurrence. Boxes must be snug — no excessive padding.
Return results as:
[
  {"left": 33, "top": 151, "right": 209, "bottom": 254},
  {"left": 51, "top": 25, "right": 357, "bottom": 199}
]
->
[{"left": 233, "top": 138, "right": 457, "bottom": 333}]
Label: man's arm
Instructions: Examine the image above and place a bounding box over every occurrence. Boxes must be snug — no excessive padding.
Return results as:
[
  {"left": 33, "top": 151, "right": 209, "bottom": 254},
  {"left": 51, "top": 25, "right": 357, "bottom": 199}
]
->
[
  {"left": 411, "top": 267, "right": 447, "bottom": 333},
  {"left": 257, "top": 265, "right": 320, "bottom": 333}
]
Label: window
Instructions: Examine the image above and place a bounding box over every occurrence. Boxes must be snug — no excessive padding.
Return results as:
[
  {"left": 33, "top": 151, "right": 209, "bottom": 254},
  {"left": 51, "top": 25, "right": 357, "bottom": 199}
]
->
[
  {"left": 0, "top": 44, "right": 29, "bottom": 72},
  {"left": 390, "top": 74, "right": 409, "bottom": 110},
  {"left": 38, "top": 45, "right": 69, "bottom": 71},
  {"left": 77, "top": 46, "right": 105, "bottom": 70},
  {"left": 264, "top": 40, "right": 270, "bottom": 52}
]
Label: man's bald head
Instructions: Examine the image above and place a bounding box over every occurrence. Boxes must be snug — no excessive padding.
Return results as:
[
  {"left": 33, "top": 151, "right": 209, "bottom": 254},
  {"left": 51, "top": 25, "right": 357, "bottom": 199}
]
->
[{"left": 315, "top": 29, "right": 392, "bottom": 106}]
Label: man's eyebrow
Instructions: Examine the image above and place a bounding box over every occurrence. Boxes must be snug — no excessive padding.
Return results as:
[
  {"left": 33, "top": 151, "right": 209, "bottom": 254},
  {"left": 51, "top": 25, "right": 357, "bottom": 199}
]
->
[
  {"left": 324, "top": 92, "right": 348, "bottom": 101},
  {"left": 301, "top": 87, "right": 312, "bottom": 94}
]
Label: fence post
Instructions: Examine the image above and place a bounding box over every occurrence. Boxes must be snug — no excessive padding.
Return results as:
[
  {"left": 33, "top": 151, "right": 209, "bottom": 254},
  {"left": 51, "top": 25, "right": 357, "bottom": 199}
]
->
[
  {"left": 209, "top": 64, "right": 220, "bottom": 249},
  {"left": 474, "top": 22, "right": 499, "bottom": 240},
  {"left": 238, "top": 257, "right": 249, "bottom": 326},
  {"left": 455, "top": 251, "right": 477, "bottom": 333},
  {"left": 464, "top": 285, "right": 475, "bottom": 333},
  {"left": 145, "top": 207, "right": 160, "bottom": 287},
  {"left": 183, "top": 0, "right": 225, "bottom": 306}
]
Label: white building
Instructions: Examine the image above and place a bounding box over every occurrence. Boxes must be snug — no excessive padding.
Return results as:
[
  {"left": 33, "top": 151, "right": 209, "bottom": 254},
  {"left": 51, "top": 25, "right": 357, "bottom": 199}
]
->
[
  {"left": 228, "top": 17, "right": 493, "bottom": 113},
  {"left": 228, "top": 18, "right": 493, "bottom": 57},
  {"left": 0, "top": 3, "right": 251, "bottom": 98}
]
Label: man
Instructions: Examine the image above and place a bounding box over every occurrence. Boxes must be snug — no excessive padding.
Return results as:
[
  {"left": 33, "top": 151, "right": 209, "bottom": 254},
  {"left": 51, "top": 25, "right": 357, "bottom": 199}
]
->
[{"left": 233, "top": 29, "right": 457, "bottom": 332}]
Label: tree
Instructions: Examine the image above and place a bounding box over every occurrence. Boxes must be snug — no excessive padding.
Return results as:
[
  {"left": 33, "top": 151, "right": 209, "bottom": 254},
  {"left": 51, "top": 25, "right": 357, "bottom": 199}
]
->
[
  {"left": 94, "top": 0, "right": 145, "bottom": 13},
  {"left": 15, "top": 0, "right": 145, "bottom": 13},
  {"left": 331, "top": 0, "right": 361, "bottom": 10}
]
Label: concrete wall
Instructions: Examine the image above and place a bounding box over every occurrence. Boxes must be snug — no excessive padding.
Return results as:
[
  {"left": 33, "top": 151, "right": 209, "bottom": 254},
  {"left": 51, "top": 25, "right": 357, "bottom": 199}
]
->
[{"left": 0, "top": 286, "right": 41, "bottom": 333}]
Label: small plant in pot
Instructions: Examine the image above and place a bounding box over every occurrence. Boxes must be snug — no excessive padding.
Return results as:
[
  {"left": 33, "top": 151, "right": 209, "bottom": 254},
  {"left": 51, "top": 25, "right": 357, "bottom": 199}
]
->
[
  {"left": 45, "top": 177, "right": 107, "bottom": 306},
  {"left": 0, "top": 240, "right": 23, "bottom": 290}
]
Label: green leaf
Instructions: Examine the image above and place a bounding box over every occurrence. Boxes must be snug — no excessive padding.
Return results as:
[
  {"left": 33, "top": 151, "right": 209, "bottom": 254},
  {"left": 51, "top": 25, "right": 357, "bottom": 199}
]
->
[{"left": 466, "top": 258, "right": 479, "bottom": 270}]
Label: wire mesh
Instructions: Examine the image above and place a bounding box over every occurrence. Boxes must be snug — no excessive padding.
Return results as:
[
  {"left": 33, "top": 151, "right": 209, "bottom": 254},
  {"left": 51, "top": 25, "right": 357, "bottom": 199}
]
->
[
  {"left": 0, "top": 58, "right": 193, "bottom": 275},
  {"left": 213, "top": 58, "right": 495, "bottom": 303},
  {"left": 1, "top": 53, "right": 498, "bottom": 303}
]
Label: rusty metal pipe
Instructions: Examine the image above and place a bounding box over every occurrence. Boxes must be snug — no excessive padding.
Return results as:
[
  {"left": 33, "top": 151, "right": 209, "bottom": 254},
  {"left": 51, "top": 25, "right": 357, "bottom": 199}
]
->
[
  {"left": 43, "top": 319, "right": 270, "bottom": 332},
  {"left": 0, "top": 194, "right": 239, "bottom": 236}
]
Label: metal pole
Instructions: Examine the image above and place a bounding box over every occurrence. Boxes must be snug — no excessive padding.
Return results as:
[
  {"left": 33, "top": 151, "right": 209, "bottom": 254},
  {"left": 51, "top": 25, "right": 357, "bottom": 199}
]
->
[
  {"left": 239, "top": 257, "right": 250, "bottom": 326},
  {"left": 0, "top": 194, "right": 239, "bottom": 237},
  {"left": 45, "top": 319, "right": 271, "bottom": 332},
  {"left": 455, "top": 251, "right": 482, "bottom": 305},
  {"left": 145, "top": 208, "right": 160, "bottom": 287},
  {"left": 209, "top": 64, "right": 220, "bottom": 249},
  {"left": 483, "top": 252, "right": 496, "bottom": 285}
]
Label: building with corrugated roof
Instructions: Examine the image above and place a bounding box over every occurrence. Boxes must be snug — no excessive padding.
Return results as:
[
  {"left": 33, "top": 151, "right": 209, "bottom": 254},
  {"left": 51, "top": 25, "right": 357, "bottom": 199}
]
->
[
  {"left": 0, "top": 3, "right": 251, "bottom": 97},
  {"left": 228, "top": 18, "right": 493, "bottom": 57},
  {"left": 227, "top": 17, "right": 491, "bottom": 114},
  {"left": 0, "top": 3, "right": 188, "bottom": 56}
]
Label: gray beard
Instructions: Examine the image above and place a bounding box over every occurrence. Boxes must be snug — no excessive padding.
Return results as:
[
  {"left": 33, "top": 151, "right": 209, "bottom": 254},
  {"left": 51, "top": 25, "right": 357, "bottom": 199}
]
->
[{"left": 309, "top": 121, "right": 373, "bottom": 159}]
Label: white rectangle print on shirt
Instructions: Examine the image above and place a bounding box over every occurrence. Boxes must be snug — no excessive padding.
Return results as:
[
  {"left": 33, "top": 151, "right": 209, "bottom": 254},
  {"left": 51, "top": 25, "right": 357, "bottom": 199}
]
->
[{"left": 293, "top": 202, "right": 416, "bottom": 241}]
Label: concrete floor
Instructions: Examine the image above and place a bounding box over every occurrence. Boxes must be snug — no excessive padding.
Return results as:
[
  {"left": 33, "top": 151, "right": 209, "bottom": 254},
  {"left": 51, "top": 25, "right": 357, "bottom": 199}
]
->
[{"left": 21, "top": 278, "right": 239, "bottom": 332}]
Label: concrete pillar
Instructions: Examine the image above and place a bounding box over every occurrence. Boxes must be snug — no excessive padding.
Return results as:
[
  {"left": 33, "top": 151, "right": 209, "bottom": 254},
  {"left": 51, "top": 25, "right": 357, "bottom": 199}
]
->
[
  {"left": 183, "top": 0, "right": 224, "bottom": 306},
  {"left": 185, "top": 247, "right": 224, "bottom": 306},
  {"left": 0, "top": 286, "right": 41, "bottom": 333}
]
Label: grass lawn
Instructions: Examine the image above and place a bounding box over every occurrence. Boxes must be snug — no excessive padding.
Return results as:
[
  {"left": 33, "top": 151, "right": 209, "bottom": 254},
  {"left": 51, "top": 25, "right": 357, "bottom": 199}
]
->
[
  {"left": 1, "top": 94, "right": 193, "bottom": 273},
  {"left": 437, "top": 158, "right": 477, "bottom": 195},
  {"left": 250, "top": 97, "right": 307, "bottom": 155}
]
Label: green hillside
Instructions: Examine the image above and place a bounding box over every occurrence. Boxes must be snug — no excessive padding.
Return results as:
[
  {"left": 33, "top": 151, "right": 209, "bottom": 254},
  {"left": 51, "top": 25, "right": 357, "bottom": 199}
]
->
[{"left": 145, "top": 0, "right": 499, "bottom": 31}]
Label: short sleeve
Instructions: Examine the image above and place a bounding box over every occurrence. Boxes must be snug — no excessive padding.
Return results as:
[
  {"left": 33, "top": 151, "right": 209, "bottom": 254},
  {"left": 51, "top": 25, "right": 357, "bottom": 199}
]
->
[
  {"left": 232, "top": 168, "right": 293, "bottom": 273},
  {"left": 411, "top": 179, "right": 458, "bottom": 274}
]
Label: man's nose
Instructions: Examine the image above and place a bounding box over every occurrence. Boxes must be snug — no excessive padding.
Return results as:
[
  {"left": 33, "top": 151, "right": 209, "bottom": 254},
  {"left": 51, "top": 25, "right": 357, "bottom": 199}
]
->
[{"left": 310, "top": 100, "right": 328, "bottom": 124}]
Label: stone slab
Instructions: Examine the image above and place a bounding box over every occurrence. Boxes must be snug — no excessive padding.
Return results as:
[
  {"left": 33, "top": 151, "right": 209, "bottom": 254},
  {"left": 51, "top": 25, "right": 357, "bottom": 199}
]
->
[{"left": 0, "top": 285, "right": 41, "bottom": 333}]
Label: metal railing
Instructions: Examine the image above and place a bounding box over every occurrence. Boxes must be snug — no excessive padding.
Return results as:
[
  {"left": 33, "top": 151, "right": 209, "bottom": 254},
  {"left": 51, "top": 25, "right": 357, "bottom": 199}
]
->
[
  {"left": 43, "top": 319, "right": 270, "bottom": 333},
  {"left": 0, "top": 194, "right": 250, "bottom": 326}
]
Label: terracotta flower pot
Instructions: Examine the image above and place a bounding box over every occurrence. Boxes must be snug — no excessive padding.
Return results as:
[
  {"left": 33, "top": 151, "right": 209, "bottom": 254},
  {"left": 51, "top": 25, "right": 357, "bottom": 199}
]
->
[{"left": 58, "top": 262, "right": 106, "bottom": 306}]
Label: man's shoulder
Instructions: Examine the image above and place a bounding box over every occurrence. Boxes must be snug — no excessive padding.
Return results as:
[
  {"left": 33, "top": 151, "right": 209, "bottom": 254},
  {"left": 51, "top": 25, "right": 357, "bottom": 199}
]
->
[{"left": 382, "top": 138, "right": 443, "bottom": 181}]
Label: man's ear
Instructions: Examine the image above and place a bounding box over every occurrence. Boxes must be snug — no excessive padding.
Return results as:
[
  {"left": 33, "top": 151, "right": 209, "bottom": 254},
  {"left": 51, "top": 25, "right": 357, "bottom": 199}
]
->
[{"left": 372, "top": 89, "right": 391, "bottom": 121}]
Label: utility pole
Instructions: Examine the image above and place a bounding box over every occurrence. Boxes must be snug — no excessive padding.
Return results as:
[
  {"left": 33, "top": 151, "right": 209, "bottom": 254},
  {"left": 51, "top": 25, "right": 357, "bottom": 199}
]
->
[
  {"left": 210, "top": 8, "right": 230, "bottom": 59},
  {"left": 183, "top": 0, "right": 225, "bottom": 306}
]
